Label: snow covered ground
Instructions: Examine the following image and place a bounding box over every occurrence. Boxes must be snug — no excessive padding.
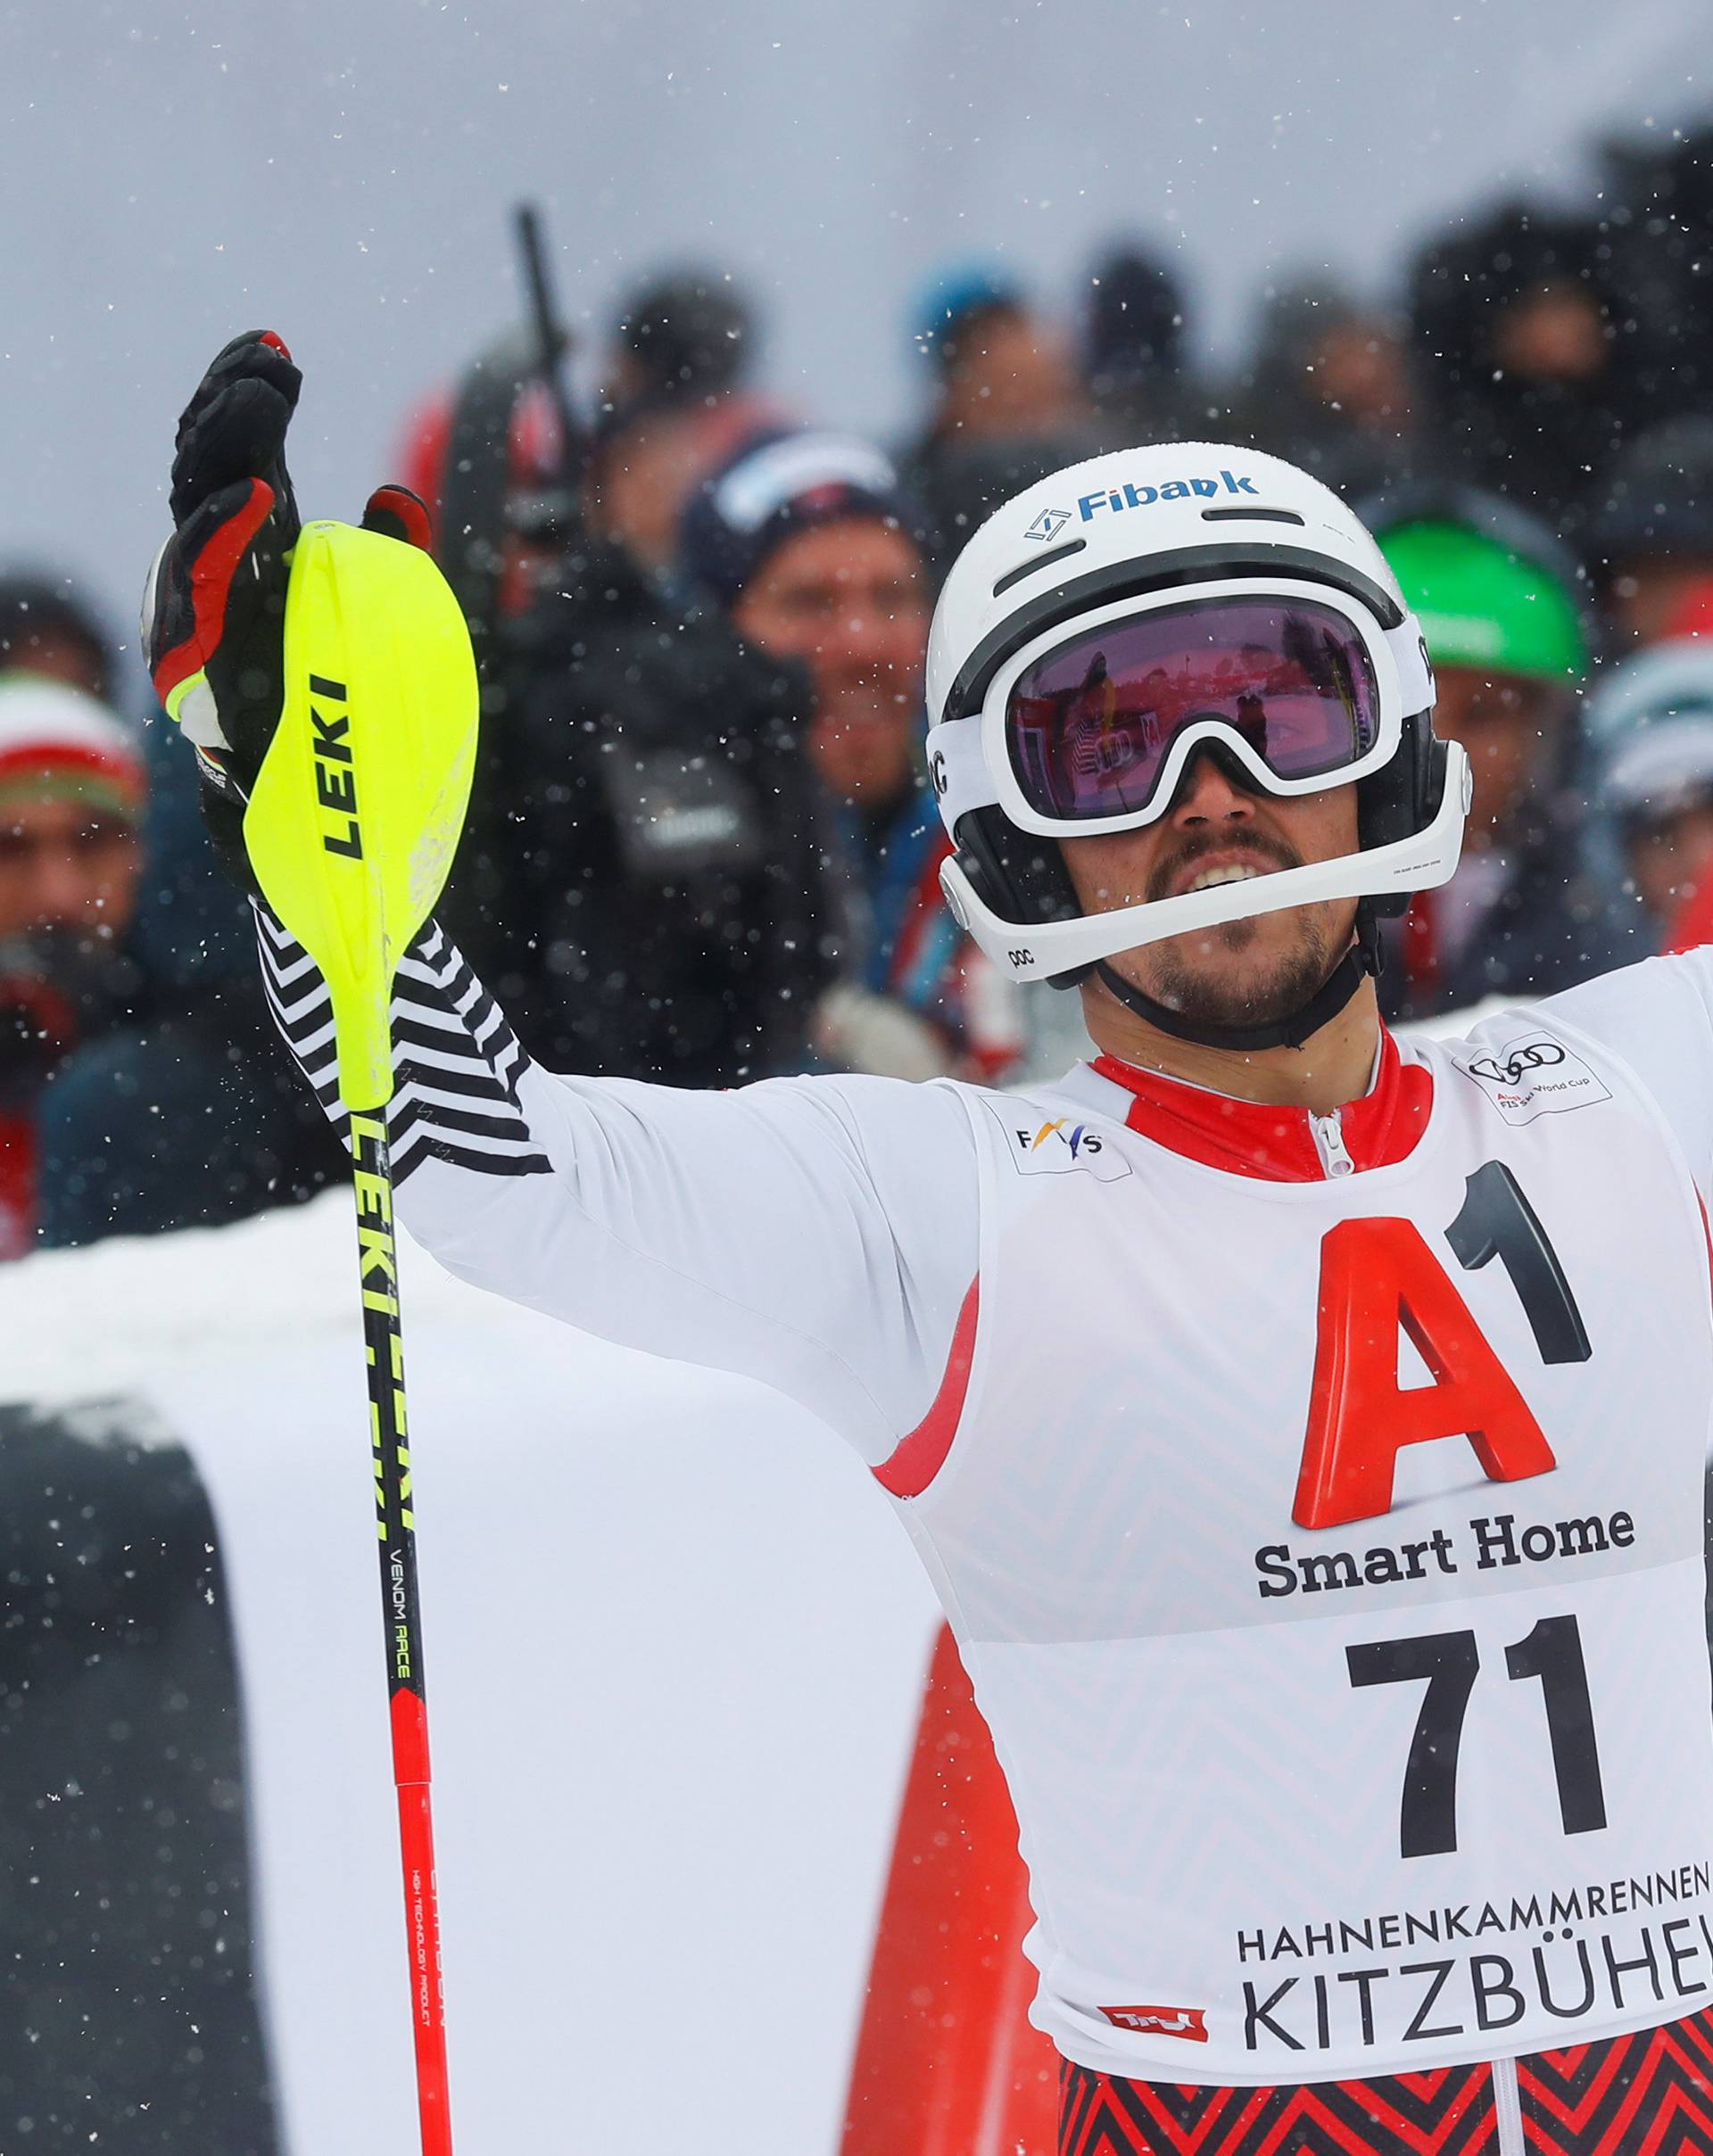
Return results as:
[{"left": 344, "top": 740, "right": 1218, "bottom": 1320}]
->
[{"left": 3, "top": 1196, "right": 940, "bottom": 2153}]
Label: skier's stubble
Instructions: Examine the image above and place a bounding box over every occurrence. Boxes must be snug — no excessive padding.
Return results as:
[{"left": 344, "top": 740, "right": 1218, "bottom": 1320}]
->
[{"left": 1058, "top": 750, "right": 1361, "bottom": 1036}]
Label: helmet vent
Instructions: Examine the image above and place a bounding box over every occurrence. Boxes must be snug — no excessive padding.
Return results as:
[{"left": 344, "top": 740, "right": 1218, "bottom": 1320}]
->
[
  {"left": 991, "top": 537, "right": 1088, "bottom": 598},
  {"left": 1200, "top": 506, "right": 1306, "bottom": 526}
]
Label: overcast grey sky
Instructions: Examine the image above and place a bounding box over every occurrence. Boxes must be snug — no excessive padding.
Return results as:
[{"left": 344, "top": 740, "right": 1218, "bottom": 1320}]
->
[{"left": 1, "top": 0, "right": 1706, "bottom": 649}]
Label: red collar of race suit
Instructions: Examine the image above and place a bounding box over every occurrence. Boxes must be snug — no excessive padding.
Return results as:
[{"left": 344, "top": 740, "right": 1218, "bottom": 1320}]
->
[
  {"left": 1089, "top": 1028, "right": 1432, "bottom": 1182},
  {"left": 875, "top": 1030, "right": 1432, "bottom": 1499}
]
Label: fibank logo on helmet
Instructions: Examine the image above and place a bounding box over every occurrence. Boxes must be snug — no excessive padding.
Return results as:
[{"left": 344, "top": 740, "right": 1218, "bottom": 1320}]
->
[
  {"left": 1074, "top": 469, "right": 1261, "bottom": 523},
  {"left": 1022, "top": 507, "right": 1072, "bottom": 543}
]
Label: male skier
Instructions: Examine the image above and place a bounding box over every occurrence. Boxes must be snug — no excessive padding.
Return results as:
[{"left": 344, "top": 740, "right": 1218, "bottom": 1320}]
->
[{"left": 148, "top": 333, "right": 1713, "bottom": 2155}]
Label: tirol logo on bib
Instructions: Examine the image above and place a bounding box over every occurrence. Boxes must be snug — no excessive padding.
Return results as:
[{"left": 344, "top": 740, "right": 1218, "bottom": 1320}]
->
[
  {"left": 1452, "top": 1035, "right": 1611, "bottom": 1126},
  {"left": 1101, "top": 2003, "right": 1209, "bottom": 2042}
]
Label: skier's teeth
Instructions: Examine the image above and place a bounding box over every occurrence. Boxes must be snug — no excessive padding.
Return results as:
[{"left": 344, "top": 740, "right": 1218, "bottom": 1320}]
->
[{"left": 1186, "top": 864, "right": 1262, "bottom": 893}]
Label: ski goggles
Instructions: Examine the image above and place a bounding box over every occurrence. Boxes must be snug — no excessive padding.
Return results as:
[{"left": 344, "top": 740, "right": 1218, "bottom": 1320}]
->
[{"left": 929, "top": 579, "right": 1432, "bottom": 842}]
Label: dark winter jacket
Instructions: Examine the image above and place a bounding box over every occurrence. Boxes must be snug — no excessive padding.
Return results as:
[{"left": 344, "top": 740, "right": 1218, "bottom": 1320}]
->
[
  {"left": 29, "top": 702, "right": 337, "bottom": 1251},
  {"left": 1409, "top": 203, "right": 1634, "bottom": 549},
  {"left": 445, "top": 536, "right": 838, "bottom": 1089}
]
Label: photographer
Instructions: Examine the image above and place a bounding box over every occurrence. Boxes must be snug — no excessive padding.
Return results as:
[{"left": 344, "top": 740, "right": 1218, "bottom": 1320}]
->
[
  {"left": 478, "top": 534, "right": 836, "bottom": 1086},
  {"left": 414, "top": 318, "right": 836, "bottom": 1087}
]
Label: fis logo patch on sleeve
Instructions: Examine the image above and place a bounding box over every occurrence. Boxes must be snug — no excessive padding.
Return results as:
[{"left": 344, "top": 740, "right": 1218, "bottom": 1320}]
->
[
  {"left": 987, "top": 1102, "right": 1133, "bottom": 1178},
  {"left": 1452, "top": 1035, "right": 1612, "bottom": 1125}
]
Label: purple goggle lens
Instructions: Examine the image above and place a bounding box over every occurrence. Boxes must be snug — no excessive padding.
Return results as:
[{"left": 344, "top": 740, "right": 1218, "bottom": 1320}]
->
[{"left": 1005, "top": 596, "right": 1383, "bottom": 822}]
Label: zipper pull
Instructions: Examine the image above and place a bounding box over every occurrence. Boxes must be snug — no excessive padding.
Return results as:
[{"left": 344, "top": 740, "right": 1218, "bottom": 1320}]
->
[{"left": 1313, "top": 1109, "right": 1354, "bottom": 1178}]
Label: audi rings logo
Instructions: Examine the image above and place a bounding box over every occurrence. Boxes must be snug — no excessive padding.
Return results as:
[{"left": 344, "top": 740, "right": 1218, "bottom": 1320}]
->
[
  {"left": 1465, "top": 1043, "right": 1567, "bottom": 1087},
  {"left": 1454, "top": 1035, "right": 1610, "bottom": 1125}
]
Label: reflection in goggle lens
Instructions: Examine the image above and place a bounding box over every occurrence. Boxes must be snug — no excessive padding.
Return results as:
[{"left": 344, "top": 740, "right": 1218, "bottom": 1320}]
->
[{"left": 1006, "top": 596, "right": 1381, "bottom": 821}]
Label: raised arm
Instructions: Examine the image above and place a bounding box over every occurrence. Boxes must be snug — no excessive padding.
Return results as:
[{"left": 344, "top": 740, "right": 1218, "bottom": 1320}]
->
[
  {"left": 144, "top": 332, "right": 980, "bottom": 1458},
  {"left": 254, "top": 896, "right": 977, "bottom": 1460}
]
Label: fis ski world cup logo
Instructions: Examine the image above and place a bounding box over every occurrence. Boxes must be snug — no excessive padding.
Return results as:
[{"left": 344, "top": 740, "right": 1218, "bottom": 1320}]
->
[
  {"left": 989, "top": 1104, "right": 1131, "bottom": 1181},
  {"left": 1022, "top": 506, "right": 1072, "bottom": 543},
  {"left": 1024, "top": 1116, "right": 1096, "bottom": 1160}
]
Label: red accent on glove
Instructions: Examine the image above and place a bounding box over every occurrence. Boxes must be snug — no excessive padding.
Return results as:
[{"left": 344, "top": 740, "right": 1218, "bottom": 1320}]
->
[{"left": 150, "top": 478, "right": 277, "bottom": 706}]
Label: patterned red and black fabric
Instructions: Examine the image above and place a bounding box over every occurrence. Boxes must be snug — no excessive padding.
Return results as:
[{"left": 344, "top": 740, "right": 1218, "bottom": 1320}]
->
[
  {"left": 1058, "top": 2056, "right": 1495, "bottom": 2155},
  {"left": 1517, "top": 2007, "right": 1713, "bottom": 2153},
  {"left": 1058, "top": 2006, "right": 1713, "bottom": 2155}
]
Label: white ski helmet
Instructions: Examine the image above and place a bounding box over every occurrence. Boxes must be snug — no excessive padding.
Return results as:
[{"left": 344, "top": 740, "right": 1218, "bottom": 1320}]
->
[{"left": 924, "top": 442, "right": 1470, "bottom": 1039}]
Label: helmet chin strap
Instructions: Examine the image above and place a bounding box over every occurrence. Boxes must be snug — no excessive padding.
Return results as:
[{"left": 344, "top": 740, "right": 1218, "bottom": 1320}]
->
[{"left": 1090, "top": 907, "right": 1382, "bottom": 1053}]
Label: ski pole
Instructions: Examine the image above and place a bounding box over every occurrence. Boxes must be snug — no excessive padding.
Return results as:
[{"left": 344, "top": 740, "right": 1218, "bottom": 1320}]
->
[
  {"left": 352, "top": 1104, "right": 449, "bottom": 2152},
  {"left": 243, "top": 516, "right": 481, "bottom": 2156}
]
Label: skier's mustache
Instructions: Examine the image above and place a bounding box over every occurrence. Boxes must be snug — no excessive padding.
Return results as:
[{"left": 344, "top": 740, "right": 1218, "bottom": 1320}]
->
[{"left": 1146, "top": 829, "right": 1302, "bottom": 907}]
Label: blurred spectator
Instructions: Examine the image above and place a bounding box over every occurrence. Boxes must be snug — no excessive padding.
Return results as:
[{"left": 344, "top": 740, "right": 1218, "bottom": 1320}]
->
[
  {"left": 0, "top": 565, "right": 257, "bottom": 989},
  {"left": 1410, "top": 202, "right": 1630, "bottom": 542},
  {"left": 35, "top": 673, "right": 341, "bottom": 1250},
  {"left": 0, "top": 556, "right": 335, "bottom": 1251},
  {"left": 1081, "top": 241, "right": 1199, "bottom": 448},
  {"left": 587, "top": 266, "right": 784, "bottom": 576},
  {"left": 1609, "top": 726, "right": 1713, "bottom": 936},
  {"left": 0, "top": 677, "right": 145, "bottom": 1256},
  {"left": 1586, "top": 418, "right": 1713, "bottom": 648},
  {"left": 900, "top": 262, "right": 1094, "bottom": 574},
  {"left": 38, "top": 725, "right": 340, "bottom": 1249},
  {"left": 1599, "top": 120, "right": 1713, "bottom": 426},
  {"left": 1370, "top": 489, "right": 1642, "bottom": 1016},
  {"left": 0, "top": 572, "right": 117, "bottom": 700},
  {"left": 681, "top": 427, "right": 1022, "bottom": 1078},
  {"left": 1229, "top": 278, "right": 1418, "bottom": 500},
  {"left": 1584, "top": 639, "right": 1713, "bottom": 948}
]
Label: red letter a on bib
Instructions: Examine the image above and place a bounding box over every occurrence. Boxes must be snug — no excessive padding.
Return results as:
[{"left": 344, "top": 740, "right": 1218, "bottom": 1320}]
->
[{"left": 1294, "top": 1217, "right": 1556, "bottom": 1530}]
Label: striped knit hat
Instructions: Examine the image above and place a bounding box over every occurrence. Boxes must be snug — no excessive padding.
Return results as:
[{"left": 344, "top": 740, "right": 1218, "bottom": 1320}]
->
[
  {"left": 678, "top": 427, "right": 931, "bottom": 612},
  {"left": 0, "top": 676, "right": 145, "bottom": 822}
]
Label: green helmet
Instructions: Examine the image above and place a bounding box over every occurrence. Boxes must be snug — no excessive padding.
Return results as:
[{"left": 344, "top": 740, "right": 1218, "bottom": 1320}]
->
[{"left": 1378, "top": 516, "right": 1588, "bottom": 684}]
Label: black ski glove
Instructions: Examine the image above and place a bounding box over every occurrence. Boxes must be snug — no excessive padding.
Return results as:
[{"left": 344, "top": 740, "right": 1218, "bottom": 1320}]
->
[
  {"left": 144, "top": 330, "right": 431, "bottom": 880},
  {"left": 145, "top": 330, "right": 302, "bottom": 801}
]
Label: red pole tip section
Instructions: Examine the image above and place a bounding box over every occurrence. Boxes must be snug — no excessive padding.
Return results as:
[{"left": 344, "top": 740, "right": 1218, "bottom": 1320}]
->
[
  {"left": 390, "top": 1685, "right": 434, "bottom": 1786},
  {"left": 396, "top": 1780, "right": 452, "bottom": 2155}
]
